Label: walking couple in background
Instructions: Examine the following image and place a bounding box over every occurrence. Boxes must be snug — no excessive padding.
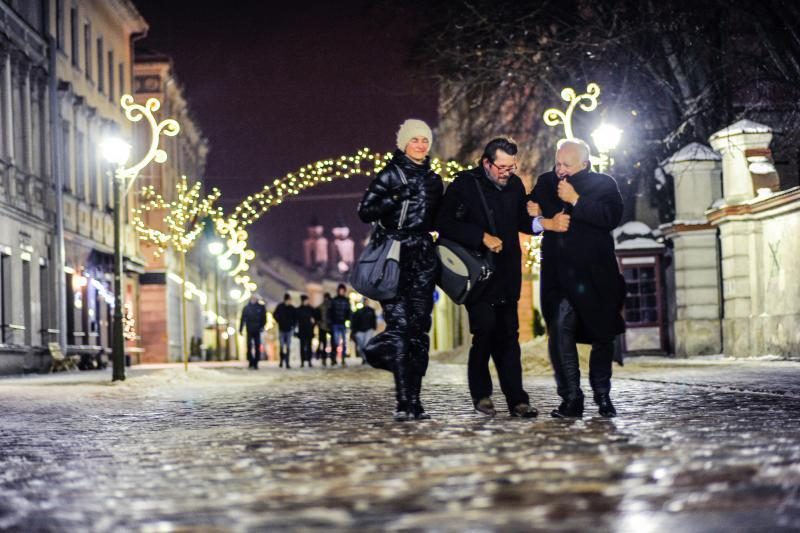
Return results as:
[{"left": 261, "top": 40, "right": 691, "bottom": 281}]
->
[{"left": 357, "top": 119, "right": 626, "bottom": 421}]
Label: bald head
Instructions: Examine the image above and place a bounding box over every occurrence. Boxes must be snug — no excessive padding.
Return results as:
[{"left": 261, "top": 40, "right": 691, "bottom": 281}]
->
[{"left": 555, "top": 138, "right": 591, "bottom": 178}]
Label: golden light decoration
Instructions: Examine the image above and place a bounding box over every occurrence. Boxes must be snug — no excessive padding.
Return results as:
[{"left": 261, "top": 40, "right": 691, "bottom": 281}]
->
[
  {"left": 542, "top": 83, "right": 601, "bottom": 140},
  {"left": 132, "top": 175, "right": 223, "bottom": 370},
  {"left": 223, "top": 148, "right": 467, "bottom": 231},
  {"left": 123, "top": 302, "right": 137, "bottom": 342},
  {"left": 116, "top": 95, "right": 180, "bottom": 186},
  {"left": 132, "top": 176, "right": 223, "bottom": 255},
  {"left": 523, "top": 235, "right": 543, "bottom": 275},
  {"left": 212, "top": 218, "right": 259, "bottom": 303}
]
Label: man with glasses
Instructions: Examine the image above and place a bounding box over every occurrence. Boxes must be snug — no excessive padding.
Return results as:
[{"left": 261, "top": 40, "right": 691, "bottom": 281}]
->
[{"left": 436, "top": 137, "right": 539, "bottom": 418}]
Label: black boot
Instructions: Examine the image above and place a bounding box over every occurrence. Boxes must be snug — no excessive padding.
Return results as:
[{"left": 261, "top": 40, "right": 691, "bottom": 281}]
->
[
  {"left": 409, "top": 372, "right": 430, "bottom": 420},
  {"left": 551, "top": 392, "right": 584, "bottom": 418},
  {"left": 392, "top": 365, "right": 412, "bottom": 422},
  {"left": 594, "top": 393, "right": 617, "bottom": 418}
]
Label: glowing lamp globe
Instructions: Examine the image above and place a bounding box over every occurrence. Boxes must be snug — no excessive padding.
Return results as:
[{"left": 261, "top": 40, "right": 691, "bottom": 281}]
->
[
  {"left": 591, "top": 124, "right": 622, "bottom": 154},
  {"left": 100, "top": 137, "right": 132, "bottom": 166}
]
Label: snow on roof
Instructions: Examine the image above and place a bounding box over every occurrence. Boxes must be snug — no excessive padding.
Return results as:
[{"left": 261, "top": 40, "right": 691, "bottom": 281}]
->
[
  {"left": 615, "top": 237, "right": 665, "bottom": 250},
  {"left": 709, "top": 119, "right": 771, "bottom": 141},
  {"left": 662, "top": 142, "right": 721, "bottom": 165},
  {"left": 613, "top": 221, "right": 653, "bottom": 239}
]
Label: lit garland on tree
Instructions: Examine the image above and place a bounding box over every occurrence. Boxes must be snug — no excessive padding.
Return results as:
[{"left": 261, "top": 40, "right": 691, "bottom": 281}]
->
[
  {"left": 132, "top": 175, "right": 223, "bottom": 369},
  {"left": 132, "top": 176, "right": 223, "bottom": 256}
]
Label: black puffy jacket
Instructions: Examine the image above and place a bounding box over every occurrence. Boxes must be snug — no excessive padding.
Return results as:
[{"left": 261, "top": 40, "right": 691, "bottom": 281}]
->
[
  {"left": 328, "top": 296, "right": 352, "bottom": 326},
  {"left": 357, "top": 150, "right": 443, "bottom": 233}
]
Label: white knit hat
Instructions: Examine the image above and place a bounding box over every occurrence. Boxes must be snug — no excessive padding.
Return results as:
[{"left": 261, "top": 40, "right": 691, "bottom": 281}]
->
[{"left": 396, "top": 119, "right": 433, "bottom": 150}]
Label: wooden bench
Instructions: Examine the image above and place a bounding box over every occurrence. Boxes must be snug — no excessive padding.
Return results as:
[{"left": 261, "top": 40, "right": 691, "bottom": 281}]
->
[{"left": 49, "top": 342, "right": 80, "bottom": 372}]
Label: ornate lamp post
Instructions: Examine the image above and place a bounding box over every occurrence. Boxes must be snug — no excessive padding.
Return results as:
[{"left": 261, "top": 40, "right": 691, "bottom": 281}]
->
[
  {"left": 543, "top": 83, "right": 601, "bottom": 140},
  {"left": 100, "top": 96, "right": 180, "bottom": 381}
]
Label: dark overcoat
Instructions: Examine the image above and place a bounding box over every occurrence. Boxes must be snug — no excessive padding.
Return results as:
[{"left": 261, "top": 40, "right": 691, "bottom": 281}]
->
[
  {"left": 531, "top": 167, "right": 626, "bottom": 343},
  {"left": 435, "top": 167, "right": 536, "bottom": 307}
]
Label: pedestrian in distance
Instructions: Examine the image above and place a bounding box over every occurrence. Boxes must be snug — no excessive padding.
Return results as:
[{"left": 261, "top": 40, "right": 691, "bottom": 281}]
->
[
  {"left": 315, "top": 293, "right": 333, "bottom": 365},
  {"left": 295, "top": 294, "right": 316, "bottom": 368},
  {"left": 435, "top": 137, "right": 539, "bottom": 419},
  {"left": 273, "top": 293, "right": 296, "bottom": 369},
  {"left": 239, "top": 295, "right": 267, "bottom": 369},
  {"left": 531, "top": 138, "right": 626, "bottom": 418},
  {"left": 351, "top": 299, "right": 377, "bottom": 364},
  {"left": 358, "top": 118, "right": 443, "bottom": 421},
  {"left": 327, "top": 284, "right": 352, "bottom": 366}
]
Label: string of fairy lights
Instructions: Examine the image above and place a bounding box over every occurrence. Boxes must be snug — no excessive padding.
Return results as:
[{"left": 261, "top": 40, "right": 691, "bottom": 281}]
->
[
  {"left": 224, "top": 148, "right": 467, "bottom": 231},
  {"left": 132, "top": 176, "right": 223, "bottom": 256}
]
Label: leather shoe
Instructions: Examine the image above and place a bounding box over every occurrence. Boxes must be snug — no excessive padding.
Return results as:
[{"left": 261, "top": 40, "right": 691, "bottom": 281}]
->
[
  {"left": 411, "top": 403, "right": 431, "bottom": 420},
  {"left": 511, "top": 403, "right": 538, "bottom": 418},
  {"left": 550, "top": 396, "right": 584, "bottom": 418},
  {"left": 474, "top": 397, "right": 497, "bottom": 416},
  {"left": 594, "top": 393, "right": 617, "bottom": 418},
  {"left": 394, "top": 402, "right": 411, "bottom": 422}
]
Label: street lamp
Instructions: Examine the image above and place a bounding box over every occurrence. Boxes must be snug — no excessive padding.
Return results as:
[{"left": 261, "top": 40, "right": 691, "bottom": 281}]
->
[
  {"left": 100, "top": 95, "right": 180, "bottom": 381},
  {"left": 591, "top": 123, "right": 623, "bottom": 173},
  {"left": 101, "top": 137, "right": 132, "bottom": 382}
]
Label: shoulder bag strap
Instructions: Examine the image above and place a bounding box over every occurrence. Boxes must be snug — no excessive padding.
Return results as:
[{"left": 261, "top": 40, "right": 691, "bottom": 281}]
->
[
  {"left": 473, "top": 176, "right": 497, "bottom": 236},
  {"left": 396, "top": 165, "right": 410, "bottom": 230}
]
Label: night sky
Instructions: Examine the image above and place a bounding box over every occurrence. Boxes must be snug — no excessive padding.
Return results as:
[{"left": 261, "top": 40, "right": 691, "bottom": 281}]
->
[{"left": 133, "top": 0, "right": 438, "bottom": 262}]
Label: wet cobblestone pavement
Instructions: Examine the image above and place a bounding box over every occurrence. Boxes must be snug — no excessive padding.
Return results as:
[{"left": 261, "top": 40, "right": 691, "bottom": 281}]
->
[{"left": 1, "top": 358, "right": 799, "bottom": 532}]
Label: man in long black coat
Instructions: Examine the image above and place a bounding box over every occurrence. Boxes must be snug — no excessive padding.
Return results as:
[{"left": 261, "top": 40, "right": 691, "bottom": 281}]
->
[
  {"left": 531, "top": 138, "right": 626, "bottom": 418},
  {"left": 435, "top": 137, "right": 538, "bottom": 418}
]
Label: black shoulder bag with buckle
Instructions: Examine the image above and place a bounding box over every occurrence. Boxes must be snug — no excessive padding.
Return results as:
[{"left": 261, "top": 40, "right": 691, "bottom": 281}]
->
[
  {"left": 349, "top": 166, "right": 409, "bottom": 301},
  {"left": 435, "top": 176, "right": 497, "bottom": 305}
]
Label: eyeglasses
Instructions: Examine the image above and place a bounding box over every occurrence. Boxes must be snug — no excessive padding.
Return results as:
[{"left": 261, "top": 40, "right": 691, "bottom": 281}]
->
[{"left": 490, "top": 161, "right": 517, "bottom": 174}]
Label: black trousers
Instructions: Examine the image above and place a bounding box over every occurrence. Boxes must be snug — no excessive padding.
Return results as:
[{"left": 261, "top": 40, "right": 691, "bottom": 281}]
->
[
  {"left": 547, "top": 298, "right": 614, "bottom": 399},
  {"left": 316, "top": 329, "right": 329, "bottom": 358},
  {"left": 245, "top": 330, "right": 261, "bottom": 368},
  {"left": 299, "top": 336, "right": 313, "bottom": 365},
  {"left": 466, "top": 301, "right": 530, "bottom": 411}
]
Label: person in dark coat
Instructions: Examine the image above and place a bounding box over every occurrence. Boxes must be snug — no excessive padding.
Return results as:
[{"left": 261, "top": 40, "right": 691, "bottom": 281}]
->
[
  {"left": 295, "top": 294, "right": 316, "bottom": 368},
  {"left": 350, "top": 299, "right": 377, "bottom": 364},
  {"left": 273, "top": 293, "right": 296, "bottom": 369},
  {"left": 314, "top": 293, "right": 332, "bottom": 365},
  {"left": 327, "top": 284, "right": 352, "bottom": 366},
  {"left": 435, "top": 137, "right": 538, "bottom": 419},
  {"left": 358, "top": 119, "right": 443, "bottom": 421},
  {"left": 531, "top": 138, "right": 626, "bottom": 418},
  {"left": 239, "top": 295, "right": 267, "bottom": 369}
]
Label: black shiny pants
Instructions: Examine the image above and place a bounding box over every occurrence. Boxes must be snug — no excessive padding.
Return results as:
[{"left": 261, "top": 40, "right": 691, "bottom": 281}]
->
[
  {"left": 364, "top": 236, "right": 438, "bottom": 406},
  {"left": 548, "top": 298, "right": 614, "bottom": 400}
]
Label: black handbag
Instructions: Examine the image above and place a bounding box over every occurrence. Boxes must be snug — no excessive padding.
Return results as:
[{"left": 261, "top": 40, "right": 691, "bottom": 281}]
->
[
  {"left": 435, "top": 176, "right": 496, "bottom": 305},
  {"left": 349, "top": 167, "right": 409, "bottom": 301}
]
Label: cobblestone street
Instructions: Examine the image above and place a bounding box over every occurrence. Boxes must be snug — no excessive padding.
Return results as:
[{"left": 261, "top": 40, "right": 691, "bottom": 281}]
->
[{"left": 1, "top": 357, "right": 799, "bottom": 532}]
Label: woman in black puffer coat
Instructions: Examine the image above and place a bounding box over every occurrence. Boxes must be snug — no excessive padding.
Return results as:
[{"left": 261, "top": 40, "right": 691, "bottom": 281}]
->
[{"left": 357, "top": 119, "right": 443, "bottom": 421}]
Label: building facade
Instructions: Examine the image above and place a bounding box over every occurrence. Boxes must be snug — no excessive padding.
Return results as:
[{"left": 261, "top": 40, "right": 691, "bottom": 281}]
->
[
  {"left": 0, "top": 0, "right": 149, "bottom": 374},
  {"left": 0, "top": 1, "right": 53, "bottom": 373},
  {"left": 50, "top": 0, "right": 147, "bottom": 365}
]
